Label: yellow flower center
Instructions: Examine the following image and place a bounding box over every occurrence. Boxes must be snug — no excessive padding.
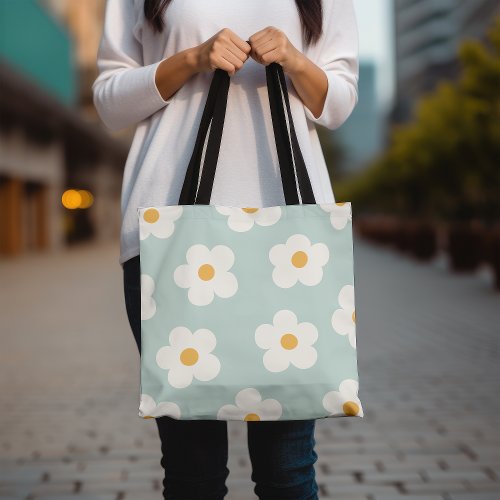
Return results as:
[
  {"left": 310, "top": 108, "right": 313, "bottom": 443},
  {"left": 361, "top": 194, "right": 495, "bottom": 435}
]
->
[
  {"left": 244, "top": 413, "right": 261, "bottom": 421},
  {"left": 352, "top": 310, "right": 356, "bottom": 323},
  {"left": 143, "top": 208, "right": 160, "bottom": 223},
  {"left": 336, "top": 202, "right": 346, "bottom": 206},
  {"left": 198, "top": 263, "right": 215, "bottom": 281},
  {"left": 242, "top": 207, "right": 259, "bottom": 213},
  {"left": 291, "top": 250, "right": 308, "bottom": 268},
  {"left": 180, "top": 348, "right": 199, "bottom": 366},
  {"left": 281, "top": 333, "right": 298, "bottom": 350},
  {"left": 343, "top": 401, "right": 360, "bottom": 416}
]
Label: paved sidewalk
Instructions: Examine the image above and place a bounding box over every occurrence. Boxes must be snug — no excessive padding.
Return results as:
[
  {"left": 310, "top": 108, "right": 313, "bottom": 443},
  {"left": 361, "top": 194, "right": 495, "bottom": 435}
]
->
[{"left": 0, "top": 235, "right": 499, "bottom": 500}]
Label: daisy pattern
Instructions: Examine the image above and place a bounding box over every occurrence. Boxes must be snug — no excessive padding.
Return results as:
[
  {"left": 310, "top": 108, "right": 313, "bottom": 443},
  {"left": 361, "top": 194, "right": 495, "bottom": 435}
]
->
[
  {"left": 331, "top": 284, "right": 356, "bottom": 348},
  {"left": 156, "top": 326, "right": 221, "bottom": 389},
  {"left": 215, "top": 206, "right": 282, "bottom": 232},
  {"left": 319, "top": 202, "right": 352, "bottom": 230},
  {"left": 255, "top": 309, "right": 318, "bottom": 373},
  {"left": 322, "top": 379, "right": 363, "bottom": 417},
  {"left": 139, "top": 206, "right": 183, "bottom": 240},
  {"left": 141, "top": 273, "right": 156, "bottom": 320},
  {"left": 173, "top": 244, "right": 238, "bottom": 306},
  {"left": 217, "top": 388, "right": 282, "bottom": 421},
  {"left": 139, "top": 393, "right": 181, "bottom": 419},
  {"left": 269, "top": 234, "right": 329, "bottom": 288}
]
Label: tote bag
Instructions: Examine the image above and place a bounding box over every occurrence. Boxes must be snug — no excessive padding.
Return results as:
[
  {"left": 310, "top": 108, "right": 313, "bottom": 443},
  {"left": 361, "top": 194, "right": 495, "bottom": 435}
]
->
[{"left": 137, "top": 63, "right": 363, "bottom": 421}]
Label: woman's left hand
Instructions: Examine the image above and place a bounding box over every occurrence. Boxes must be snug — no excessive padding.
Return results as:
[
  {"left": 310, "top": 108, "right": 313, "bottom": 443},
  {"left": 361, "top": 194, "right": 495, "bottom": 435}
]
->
[
  {"left": 248, "top": 27, "right": 303, "bottom": 74},
  {"left": 249, "top": 26, "right": 329, "bottom": 119}
]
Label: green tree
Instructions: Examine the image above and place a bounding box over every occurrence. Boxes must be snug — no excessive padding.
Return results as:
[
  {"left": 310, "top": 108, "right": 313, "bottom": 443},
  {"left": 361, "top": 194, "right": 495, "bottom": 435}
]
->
[
  {"left": 338, "top": 16, "right": 500, "bottom": 222},
  {"left": 316, "top": 125, "right": 346, "bottom": 183}
]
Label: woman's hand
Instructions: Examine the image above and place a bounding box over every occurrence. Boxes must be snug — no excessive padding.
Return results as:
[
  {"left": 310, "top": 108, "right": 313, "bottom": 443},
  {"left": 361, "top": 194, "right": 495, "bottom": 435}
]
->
[
  {"left": 155, "top": 29, "right": 250, "bottom": 101},
  {"left": 248, "top": 27, "right": 303, "bottom": 74},
  {"left": 248, "top": 26, "right": 328, "bottom": 119},
  {"left": 194, "top": 28, "right": 251, "bottom": 76}
]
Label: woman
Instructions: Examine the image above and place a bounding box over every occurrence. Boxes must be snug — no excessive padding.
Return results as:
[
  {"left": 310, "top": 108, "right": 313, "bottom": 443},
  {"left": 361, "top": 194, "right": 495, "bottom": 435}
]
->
[{"left": 93, "top": 0, "right": 358, "bottom": 498}]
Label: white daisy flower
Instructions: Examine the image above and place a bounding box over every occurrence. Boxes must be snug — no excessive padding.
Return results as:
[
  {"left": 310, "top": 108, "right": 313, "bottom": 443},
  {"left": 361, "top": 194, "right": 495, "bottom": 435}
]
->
[
  {"left": 331, "top": 284, "right": 356, "bottom": 348},
  {"left": 255, "top": 309, "right": 318, "bottom": 373},
  {"left": 139, "top": 393, "right": 181, "bottom": 419},
  {"left": 319, "top": 202, "right": 352, "bottom": 230},
  {"left": 156, "top": 326, "right": 221, "bottom": 389},
  {"left": 217, "top": 388, "right": 282, "bottom": 421},
  {"left": 215, "top": 206, "right": 282, "bottom": 232},
  {"left": 173, "top": 244, "right": 238, "bottom": 306},
  {"left": 269, "top": 234, "right": 329, "bottom": 288},
  {"left": 322, "top": 379, "right": 363, "bottom": 417},
  {"left": 139, "top": 206, "right": 183, "bottom": 240},
  {"left": 141, "top": 273, "right": 156, "bottom": 321}
]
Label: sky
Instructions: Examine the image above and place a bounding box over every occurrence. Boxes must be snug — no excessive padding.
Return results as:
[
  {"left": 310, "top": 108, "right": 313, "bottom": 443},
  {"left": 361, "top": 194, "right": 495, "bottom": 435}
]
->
[{"left": 352, "top": 0, "right": 395, "bottom": 113}]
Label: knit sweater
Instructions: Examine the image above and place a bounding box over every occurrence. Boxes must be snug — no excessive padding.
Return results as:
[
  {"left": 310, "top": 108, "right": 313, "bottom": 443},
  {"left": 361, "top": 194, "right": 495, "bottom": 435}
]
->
[{"left": 92, "top": 0, "right": 359, "bottom": 267}]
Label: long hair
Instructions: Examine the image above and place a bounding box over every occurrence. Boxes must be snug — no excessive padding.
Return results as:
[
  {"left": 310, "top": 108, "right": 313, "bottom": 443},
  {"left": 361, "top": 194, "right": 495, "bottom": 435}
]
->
[{"left": 144, "top": 0, "right": 323, "bottom": 46}]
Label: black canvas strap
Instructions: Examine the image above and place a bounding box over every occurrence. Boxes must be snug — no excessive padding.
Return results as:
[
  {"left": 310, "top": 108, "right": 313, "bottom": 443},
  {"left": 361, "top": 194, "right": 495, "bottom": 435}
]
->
[
  {"left": 192, "top": 71, "right": 230, "bottom": 205},
  {"left": 266, "top": 63, "right": 300, "bottom": 205},
  {"left": 178, "top": 69, "right": 227, "bottom": 205},
  {"left": 178, "top": 63, "right": 316, "bottom": 205},
  {"left": 275, "top": 63, "right": 316, "bottom": 204}
]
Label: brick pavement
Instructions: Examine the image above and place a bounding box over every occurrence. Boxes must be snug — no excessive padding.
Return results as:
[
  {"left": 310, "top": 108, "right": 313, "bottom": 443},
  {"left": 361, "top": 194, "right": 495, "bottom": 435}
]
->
[{"left": 0, "top": 236, "right": 498, "bottom": 500}]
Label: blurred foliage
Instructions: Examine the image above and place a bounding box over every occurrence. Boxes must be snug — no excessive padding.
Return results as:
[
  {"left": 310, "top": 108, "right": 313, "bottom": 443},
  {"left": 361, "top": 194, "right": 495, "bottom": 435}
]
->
[
  {"left": 336, "top": 16, "right": 500, "bottom": 222},
  {"left": 316, "top": 125, "right": 346, "bottom": 181}
]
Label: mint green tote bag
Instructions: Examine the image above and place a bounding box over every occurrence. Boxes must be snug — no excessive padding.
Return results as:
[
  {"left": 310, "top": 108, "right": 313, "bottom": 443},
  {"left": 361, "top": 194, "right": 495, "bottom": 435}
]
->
[{"left": 137, "top": 63, "right": 363, "bottom": 421}]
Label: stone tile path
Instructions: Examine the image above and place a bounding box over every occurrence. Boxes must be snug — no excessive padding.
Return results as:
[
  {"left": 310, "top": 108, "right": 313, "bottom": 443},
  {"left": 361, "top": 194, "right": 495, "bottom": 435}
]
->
[{"left": 0, "top": 236, "right": 498, "bottom": 499}]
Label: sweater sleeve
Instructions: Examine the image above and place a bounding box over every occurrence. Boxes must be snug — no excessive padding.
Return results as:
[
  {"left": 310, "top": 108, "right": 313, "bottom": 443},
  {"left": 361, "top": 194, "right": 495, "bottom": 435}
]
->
[
  {"left": 92, "top": 0, "right": 172, "bottom": 131},
  {"left": 302, "top": 0, "right": 359, "bottom": 130}
]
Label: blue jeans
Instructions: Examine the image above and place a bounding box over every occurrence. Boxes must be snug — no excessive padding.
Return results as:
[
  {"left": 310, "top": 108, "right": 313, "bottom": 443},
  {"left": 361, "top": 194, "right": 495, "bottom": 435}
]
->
[{"left": 123, "top": 254, "right": 319, "bottom": 499}]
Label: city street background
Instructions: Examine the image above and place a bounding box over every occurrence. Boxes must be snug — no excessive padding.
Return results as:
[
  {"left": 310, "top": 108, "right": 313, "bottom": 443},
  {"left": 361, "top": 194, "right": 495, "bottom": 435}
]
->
[{"left": 0, "top": 236, "right": 498, "bottom": 499}]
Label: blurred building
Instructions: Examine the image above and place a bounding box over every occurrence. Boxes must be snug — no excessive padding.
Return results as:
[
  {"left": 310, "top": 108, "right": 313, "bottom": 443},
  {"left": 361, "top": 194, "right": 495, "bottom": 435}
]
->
[
  {"left": 333, "top": 60, "right": 383, "bottom": 172},
  {"left": 39, "top": 0, "right": 111, "bottom": 122},
  {"left": 391, "top": 0, "right": 500, "bottom": 122},
  {"left": 0, "top": 0, "right": 125, "bottom": 258}
]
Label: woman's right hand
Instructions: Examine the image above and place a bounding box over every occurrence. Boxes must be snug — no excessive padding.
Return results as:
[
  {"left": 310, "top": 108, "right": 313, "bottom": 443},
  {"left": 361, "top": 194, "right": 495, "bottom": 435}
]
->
[
  {"left": 154, "top": 29, "right": 250, "bottom": 102},
  {"left": 194, "top": 29, "right": 251, "bottom": 76}
]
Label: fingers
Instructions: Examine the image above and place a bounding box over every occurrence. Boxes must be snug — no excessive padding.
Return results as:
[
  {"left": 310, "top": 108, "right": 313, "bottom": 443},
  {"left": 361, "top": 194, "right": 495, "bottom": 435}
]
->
[
  {"left": 258, "top": 47, "right": 282, "bottom": 66},
  {"left": 228, "top": 31, "right": 252, "bottom": 56},
  {"left": 205, "top": 27, "right": 288, "bottom": 74},
  {"left": 211, "top": 28, "right": 251, "bottom": 75},
  {"left": 250, "top": 38, "right": 276, "bottom": 63},
  {"left": 224, "top": 44, "right": 249, "bottom": 66},
  {"left": 248, "top": 26, "right": 287, "bottom": 66},
  {"left": 211, "top": 55, "right": 237, "bottom": 75},
  {"left": 249, "top": 27, "right": 273, "bottom": 45},
  {"left": 221, "top": 47, "right": 245, "bottom": 74}
]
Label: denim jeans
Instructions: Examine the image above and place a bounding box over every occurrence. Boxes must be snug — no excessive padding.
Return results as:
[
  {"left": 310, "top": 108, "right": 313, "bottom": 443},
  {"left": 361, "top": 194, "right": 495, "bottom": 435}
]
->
[{"left": 123, "top": 254, "right": 319, "bottom": 499}]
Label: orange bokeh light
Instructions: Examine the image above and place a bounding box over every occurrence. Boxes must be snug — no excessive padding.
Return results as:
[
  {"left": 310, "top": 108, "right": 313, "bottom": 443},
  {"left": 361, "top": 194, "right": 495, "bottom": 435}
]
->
[{"left": 61, "top": 189, "right": 94, "bottom": 209}]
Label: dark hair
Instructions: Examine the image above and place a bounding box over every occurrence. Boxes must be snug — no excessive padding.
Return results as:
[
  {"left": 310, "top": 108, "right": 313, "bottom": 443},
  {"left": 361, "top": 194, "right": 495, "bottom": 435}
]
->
[{"left": 144, "top": 0, "right": 323, "bottom": 46}]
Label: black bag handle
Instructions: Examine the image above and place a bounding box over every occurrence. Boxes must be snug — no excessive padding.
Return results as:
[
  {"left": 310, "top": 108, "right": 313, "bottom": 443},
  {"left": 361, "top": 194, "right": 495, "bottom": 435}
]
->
[{"left": 178, "top": 62, "right": 316, "bottom": 206}]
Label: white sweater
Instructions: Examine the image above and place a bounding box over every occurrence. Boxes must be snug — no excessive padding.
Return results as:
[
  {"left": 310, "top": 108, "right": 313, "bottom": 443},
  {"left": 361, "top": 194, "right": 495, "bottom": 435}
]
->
[{"left": 92, "top": 0, "right": 359, "bottom": 267}]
